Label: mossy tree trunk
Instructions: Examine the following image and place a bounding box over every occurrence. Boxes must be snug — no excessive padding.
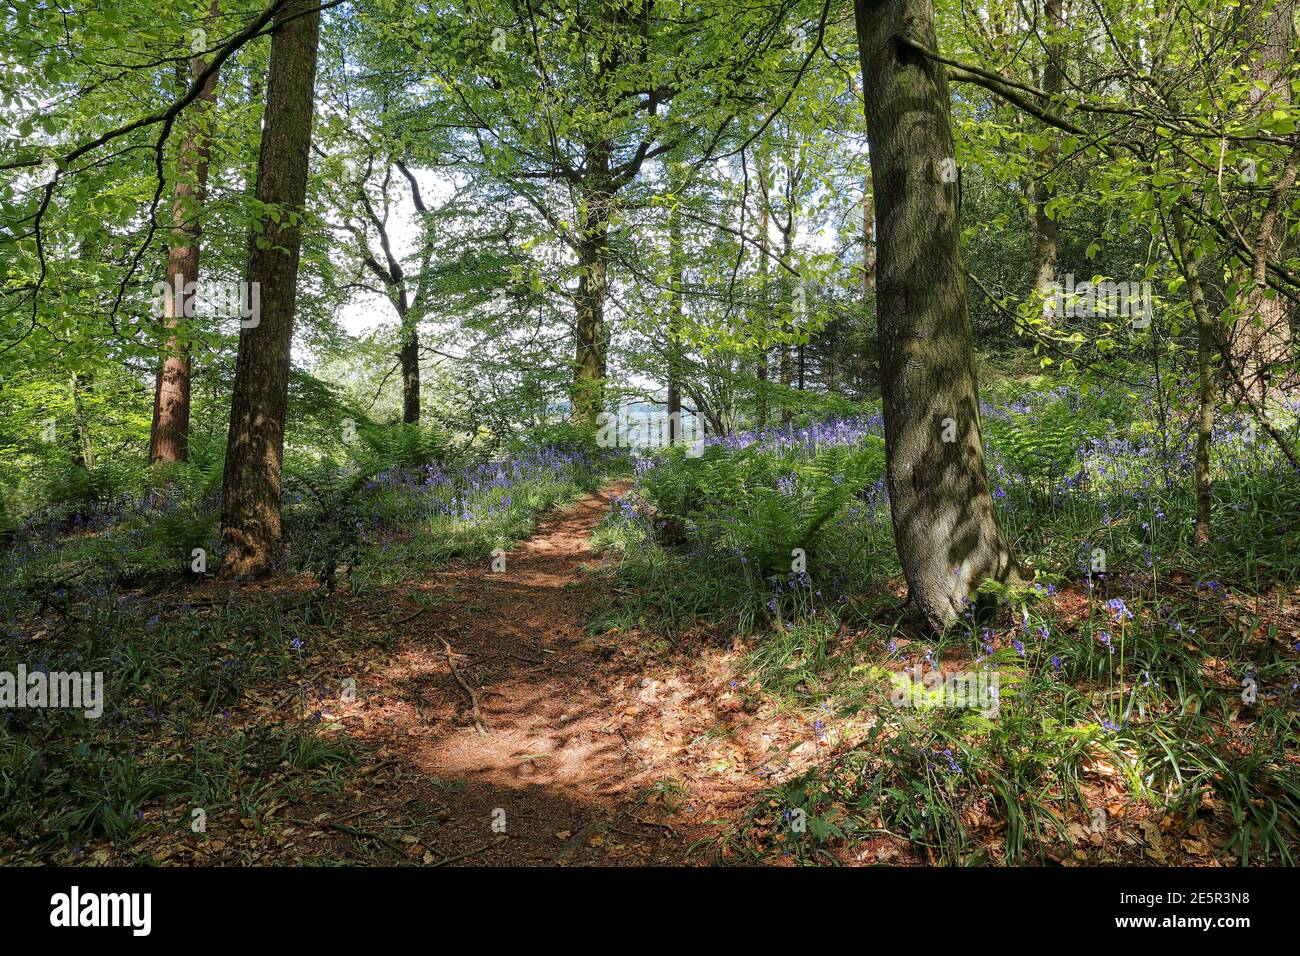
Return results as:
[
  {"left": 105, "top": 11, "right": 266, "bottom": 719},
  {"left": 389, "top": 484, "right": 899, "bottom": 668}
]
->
[
  {"left": 571, "top": 145, "right": 611, "bottom": 426},
  {"left": 854, "top": 0, "right": 1020, "bottom": 629}
]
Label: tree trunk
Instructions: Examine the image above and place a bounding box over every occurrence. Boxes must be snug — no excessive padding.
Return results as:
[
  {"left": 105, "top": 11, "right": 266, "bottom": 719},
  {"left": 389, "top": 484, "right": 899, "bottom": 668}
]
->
[
  {"left": 862, "top": 185, "right": 876, "bottom": 295},
  {"left": 572, "top": 150, "right": 611, "bottom": 425},
  {"left": 70, "top": 371, "right": 94, "bottom": 469},
  {"left": 572, "top": 224, "right": 609, "bottom": 425},
  {"left": 827, "top": 331, "right": 837, "bottom": 393},
  {"left": 150, "top": 1, "right": 221, "bottom": 464},
  {"left": 399, "top": 326, "right": 420, "bottom": 424},
  {"left": 855, "top": 0, "right": 1020, "bottom": 630},
  {"left": 778, "top": 344, "right": 791, "bottom": 422},
  {"left": 396, "top": 290, "right": 420, "bottom": 424},
  {"left": 756, "top": 182, "right": 771, "bottom": 426},
  {"left": 1234, "top": 0, "right": 1295, "bottom": 399},
  {"left": 1172, "top": 208, "right": 1216, "bottom": 547},
  {"left": 219, "top": 0, "right": 320, "bottom": 578},
  {"left": 666, "top": 202, "right": 684, "bottom": 443},
  {"left": 779, "top": 221, "right": 794, "bottom": 423},
  {"left": 1031, "top": 0, "right": 1062, "bottom": 295}
]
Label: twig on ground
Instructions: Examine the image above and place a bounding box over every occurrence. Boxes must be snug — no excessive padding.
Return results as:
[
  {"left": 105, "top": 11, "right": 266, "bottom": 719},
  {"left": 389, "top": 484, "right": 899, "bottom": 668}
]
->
[
  {"left": 442, "top": 638, "right": 488, "bottom": 735},
  {"left": 429, "top": 837, "right": 505, "bottom": 867},
  {"left": 394, "top": 606, "right": 427, "bottom": 625}
]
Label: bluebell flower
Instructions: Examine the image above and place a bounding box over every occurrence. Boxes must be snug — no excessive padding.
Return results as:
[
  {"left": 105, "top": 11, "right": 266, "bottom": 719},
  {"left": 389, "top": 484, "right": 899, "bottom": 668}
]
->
[{"left": 1106, "top": 598, "right": 1132, "bottom": 621}]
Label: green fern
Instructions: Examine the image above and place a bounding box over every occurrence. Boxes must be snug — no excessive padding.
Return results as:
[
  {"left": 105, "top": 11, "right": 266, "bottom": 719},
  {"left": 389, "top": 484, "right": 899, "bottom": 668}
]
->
[{"left": 639, "top": 438, "right": 884, "bottom": 575}]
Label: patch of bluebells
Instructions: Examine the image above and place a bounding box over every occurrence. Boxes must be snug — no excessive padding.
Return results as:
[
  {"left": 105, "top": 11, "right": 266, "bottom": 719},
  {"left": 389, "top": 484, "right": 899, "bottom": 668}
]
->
[
  {"left": 702, "top": 416, "right": 884, "bottom": 456},
  {"left": 364, "top": 445, "right": 608, "bottom": 522}
]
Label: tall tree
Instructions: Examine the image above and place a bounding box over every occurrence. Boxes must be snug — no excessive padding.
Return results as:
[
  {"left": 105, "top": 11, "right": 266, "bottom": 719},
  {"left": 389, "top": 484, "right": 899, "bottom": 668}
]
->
[
  {"left": 666, "top": 196, "right": 685, "bottom": 442},
  {"left": 1233, "top": 0, "right": 1297, "bottom": 399},
  {"left": 753, "top": 139, "right": 773, "bottom": 427},
  {"left": 219, "top": 0, "right": 321, "bottom": 577},
  {"left": 1030, "top": 0, "right": 1063, "bottom": 296},
  {"left": 150, "top": 1, "right": 222, "bottom": 464},
  {"left": 755, "top": 182, "right": 772, "bottom": 427},
  {"left": 762, "top": 145, "right": 804, "bottom": 424},
  {"left": 341, "top": 158, "right": 435, "bottom": 425},
  {"left": 573, "top": 138, "right": 612, "bottom": 424},
  {"left": 855, "top": 0, "right": 1020, "bottom": 630},
  {"left": 1170, "top": 205, "right": 1217, "bottom": 547},
  {"left": 383, "top": 0, "right": 805, "bottom": 424}
]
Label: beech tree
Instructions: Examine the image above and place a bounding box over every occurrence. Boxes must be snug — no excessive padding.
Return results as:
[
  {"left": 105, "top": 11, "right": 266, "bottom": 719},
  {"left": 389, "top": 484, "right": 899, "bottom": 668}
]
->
[
  {"left": 219, "top": 0, "right": 322, "bottom": 577},
  {"left": 854, "top": 0, "right": 1021, "bottom": 629},
  {"left": 150, "top": 1, "right": 222, "bottom": 465},
  {"left": 369, "top": 0, "right": 815, "bottom": 424}
]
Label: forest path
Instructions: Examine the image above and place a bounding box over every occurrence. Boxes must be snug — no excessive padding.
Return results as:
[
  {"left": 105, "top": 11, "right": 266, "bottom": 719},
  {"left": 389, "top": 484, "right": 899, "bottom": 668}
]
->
[{"left": 316, "top": 481, "right": 761, "bottom": 865}]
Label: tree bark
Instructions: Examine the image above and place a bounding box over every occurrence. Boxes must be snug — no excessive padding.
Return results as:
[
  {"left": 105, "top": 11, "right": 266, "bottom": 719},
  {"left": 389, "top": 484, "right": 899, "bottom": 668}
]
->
[
  {"left": 862, "top": 185, "right": 876, "bottom": 295},
  {"left": 1031, "top": 0, "right": 1063, "bottom": 295},
  {"left": 855, "top": 0, "right": 1020, "bottom": 630},
  {"left": 572, "top": 147, "right": 611, "bottom": 425},
  {"left": 399, "top": 316, "right": 420, "bottom": 424},
  {"left": 150, "top": 1, "right": 221, "bottom": 464},
  {"left": 666, "top": 201, "right": 684, "bottom": 443},
  {"left": 1171, "top": 206, "right": 1216, "bottom": 547},
  {"left": 219, "top": 0, "right": 320, "bottom": 578}
]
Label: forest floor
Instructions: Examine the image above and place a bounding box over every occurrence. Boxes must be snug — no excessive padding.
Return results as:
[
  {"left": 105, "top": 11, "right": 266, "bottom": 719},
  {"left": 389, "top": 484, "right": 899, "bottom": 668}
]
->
[
  {"left": 12, "top": 479, "right": 1273, "bottom": 867},
  {"left": 64, "top": 480, "right": 826, "bottom": 866},
  {"left": 270, "top": 478, "right": 869, "bottom": 866},
  {"left": 292, "top": 479, "right": 729, "bottom": 866}
]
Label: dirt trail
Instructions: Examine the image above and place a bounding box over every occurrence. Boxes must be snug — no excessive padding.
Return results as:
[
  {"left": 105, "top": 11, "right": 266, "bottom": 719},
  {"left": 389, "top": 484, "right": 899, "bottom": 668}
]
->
[{"left": 317, "top": 481, "right": 763, "bottom": 865}]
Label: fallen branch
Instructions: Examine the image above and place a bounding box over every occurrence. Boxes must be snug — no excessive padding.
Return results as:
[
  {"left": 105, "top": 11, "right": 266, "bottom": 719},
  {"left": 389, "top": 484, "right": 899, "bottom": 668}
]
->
[
  {"left": 442, "top": 639, "right": 488, "bottom": 735},
  {"left": 430, "top": 837, "right": 504, "bottom": 867}
]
